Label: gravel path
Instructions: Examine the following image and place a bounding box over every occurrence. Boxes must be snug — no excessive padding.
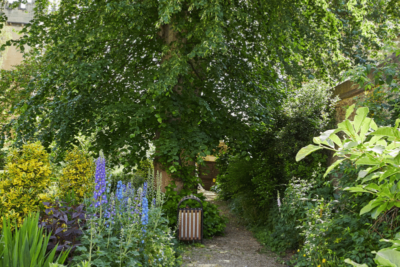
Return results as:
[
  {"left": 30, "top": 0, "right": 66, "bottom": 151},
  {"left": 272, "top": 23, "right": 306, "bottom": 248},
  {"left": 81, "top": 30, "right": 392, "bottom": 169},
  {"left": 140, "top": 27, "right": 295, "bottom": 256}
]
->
[{"left": 181, "top": 191, "right": 285, "bottom": 267}]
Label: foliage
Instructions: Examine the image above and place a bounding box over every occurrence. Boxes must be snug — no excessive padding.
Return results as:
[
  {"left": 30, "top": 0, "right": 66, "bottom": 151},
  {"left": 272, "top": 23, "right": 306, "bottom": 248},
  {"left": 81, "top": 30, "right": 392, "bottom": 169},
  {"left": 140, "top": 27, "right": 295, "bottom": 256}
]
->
[
  {"left": 0, "top": 148, "right": 5, "bottom": 170},
  {"left": 263, "top": 162, "right": 393, "bottom": 267},
  {"left": 216, "top": 80, "right": 337, "bottom": 226},
  {"left": 162, "top": 182, "right": 227, "bottom": 239},
  {"left": 297, "top": 105, "right": 400, "bottom": 220},
  {"left": 0, "top": 213, "right": 69, "bottom": 267},
  {"left": 0, "top": 141, "right": 52, "bottom": 228},
  {"left": 1, "top": 0, "right": 399, "bottom": 187},
  {"left": 346, "top": 232, "right": 400, "bottom": 267},
  {"left": 0, "top": 22, "right": 11, "bottom": 70},
  {"left": 39, "top": 200, "right": 86, "bottom": 263},
  {"left": 136, "top": 159, "right": 154, "bottom": 179},
  {"left": 264, "top": 174, "right": 331, "bottom": 253},
  {"left": 296, "top": 105, "right": 400, "bottom": 266},
  {"left": 73, "top": 156, "right": 181, "bottom": 266},
  {"left": 59, "top": 147, "right": 95, "bottom": 203},
  {"left": 344, "top": 41, "right": 400, "bottom": 127}
]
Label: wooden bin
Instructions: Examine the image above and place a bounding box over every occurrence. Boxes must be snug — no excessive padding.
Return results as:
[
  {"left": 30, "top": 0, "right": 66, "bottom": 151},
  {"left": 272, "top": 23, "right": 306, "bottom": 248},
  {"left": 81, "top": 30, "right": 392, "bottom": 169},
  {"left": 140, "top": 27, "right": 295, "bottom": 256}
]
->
[{"left": 177, "top": 195, "right": 203, "bottom": 243}]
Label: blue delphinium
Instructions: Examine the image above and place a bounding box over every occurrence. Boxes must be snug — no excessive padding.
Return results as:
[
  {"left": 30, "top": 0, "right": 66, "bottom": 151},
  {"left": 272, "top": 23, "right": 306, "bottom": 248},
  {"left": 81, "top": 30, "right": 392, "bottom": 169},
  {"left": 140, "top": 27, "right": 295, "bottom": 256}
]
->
[
  {"left": 116, "top": 180, "right": 124, "bottom": 200},
  {"left": 142, "top": 182, "right": 147, "bottom": 197},
  {"left": 94, "top": 156, "right": 107, "bottom": 207},
  {"left": 141, "top": 196, "right": 149, "bottom": 226}
]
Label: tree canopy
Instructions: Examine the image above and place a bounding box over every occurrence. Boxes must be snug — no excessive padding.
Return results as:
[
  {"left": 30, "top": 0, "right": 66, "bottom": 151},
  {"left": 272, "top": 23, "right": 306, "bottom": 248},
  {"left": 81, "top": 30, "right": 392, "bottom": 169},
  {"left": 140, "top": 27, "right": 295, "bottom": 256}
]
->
[{"left": 0, "top": 0, "right": 399, "bottom": 185}]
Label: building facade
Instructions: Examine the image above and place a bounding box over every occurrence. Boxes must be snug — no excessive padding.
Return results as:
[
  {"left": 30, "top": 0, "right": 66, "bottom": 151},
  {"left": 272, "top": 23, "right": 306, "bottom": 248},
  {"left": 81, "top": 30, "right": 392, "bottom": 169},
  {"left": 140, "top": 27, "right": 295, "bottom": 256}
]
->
[{"left": 0, "top": 0, "right": 34, "bottom": 70}]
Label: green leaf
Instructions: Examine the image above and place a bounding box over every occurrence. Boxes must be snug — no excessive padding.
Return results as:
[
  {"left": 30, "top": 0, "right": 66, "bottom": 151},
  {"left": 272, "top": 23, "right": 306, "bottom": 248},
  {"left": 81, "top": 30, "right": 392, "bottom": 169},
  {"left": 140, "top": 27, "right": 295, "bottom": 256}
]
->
[
  {"left": 360, "top": 199, "right": 383, "bottom": 215},
  {"left": 356, "top": 156, "right": 381, "bottom": 165},
  {"left": 358, "top": 166, "right": 381, "bottom": 179},
  {"left": 344, "top": 186, "right": 370, "bottom": 193},
  {"left": 375, "top": 249, "right": 400, "bottom": 266},
  {"left": 359, "top": 117, "right": 372, "bottom": 141},
  {"left": 295, "top": 145, "right": 322, "bottom": 162},
  {"left": 323, "top": 159, "right": 345, "bottom": 178},
  {"left": 344, "top": 259, "right": 368, "bottom": 267},
  {"left": 371, "top": 202, "right": 388, "bottom": 219},
  {"left": 320, "top": 129, "right": 336, "bottom": 142},
  {"left": 343, "top": 141, "right": 358, "bottom": 149},
  {"left": 354, "top": 107, "right": 369, "bottom": 133},
  {"left": 329, "top": 134, "right": 342, "bottom": 148},
  {"left": 346, "top": 104, "right": 355, "bottom": 119},
  {"left": 370, "top": 127, "right": 397, "bottom": 137},
  {"left": 368, "top": 145, "right": 385, "bottom": 154},
  {"left": 362, "top": 172, "right": 382, "bottom": 183},
  {"left": 371, "top": 120, "right": 378, "bottom": 131},
  {"left": 380, "top": 168, "right": 400, "bottom": 182},
  {"left": 313, "top": 137, "right": 321, "bottom": 144},
  {"left": 369, "top": 135, "right": 384, "bottom": 145},
  {"left": 395, "top": 119, "right": 400, "bottom": 129}
]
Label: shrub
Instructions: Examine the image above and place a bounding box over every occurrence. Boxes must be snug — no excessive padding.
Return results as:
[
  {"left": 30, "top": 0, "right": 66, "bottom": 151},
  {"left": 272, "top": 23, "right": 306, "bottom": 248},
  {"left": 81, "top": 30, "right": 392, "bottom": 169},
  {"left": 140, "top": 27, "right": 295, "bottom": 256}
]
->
[
  {"left": 39, "top": 200, "right": 86, "bottom": 262},
  {"left": 216, "top": 80, "right": 337, "bottom": 226},
  {"left": 136, "top": 158, "right": 154, "bottom": 178},
  {"left": 0, "top": 149, "right": 5, "bottom": 170},
  {"left": 162, "top": 182, "right": 227, "bottom": 238},
  {"left": 106, "top": 164, "right": 145, "bottom": 193},
  {"left": 59, "top": 147, "right": 95, "bottom": 202},
  {"left": 0, "top": 141, "right": 52, "bottom": 228}
]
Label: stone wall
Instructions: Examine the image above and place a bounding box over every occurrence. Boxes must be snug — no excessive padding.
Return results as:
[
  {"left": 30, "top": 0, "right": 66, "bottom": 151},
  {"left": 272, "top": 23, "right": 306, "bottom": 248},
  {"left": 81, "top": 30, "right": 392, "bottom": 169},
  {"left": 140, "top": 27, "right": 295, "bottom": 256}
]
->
[{"left": 0, "top": 0, "right": 35, "bottom": 70}]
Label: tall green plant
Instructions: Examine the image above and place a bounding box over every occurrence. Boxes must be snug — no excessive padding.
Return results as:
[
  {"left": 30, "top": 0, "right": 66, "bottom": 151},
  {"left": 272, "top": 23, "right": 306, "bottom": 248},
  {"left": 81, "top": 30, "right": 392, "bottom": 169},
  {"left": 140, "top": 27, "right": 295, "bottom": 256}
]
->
[
  {"left": 297, "top": 105, "right": 400, "bottom": 266},
  {"left": 297, "top": 105, "right": 400, "bottom": 219},
  {"left": 0, "top": 213, "right": 69, "bottom": 267}
]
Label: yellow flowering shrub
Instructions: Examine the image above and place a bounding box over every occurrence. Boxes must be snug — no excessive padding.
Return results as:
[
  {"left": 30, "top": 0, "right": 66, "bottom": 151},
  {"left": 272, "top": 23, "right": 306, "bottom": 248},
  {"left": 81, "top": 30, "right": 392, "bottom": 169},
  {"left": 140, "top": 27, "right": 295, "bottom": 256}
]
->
[
  {"left": 0, "top": 142, "right": 52, "bottom": 228},
  {"left": 59, "top": 147, "right": 94, "bottom": 202}
]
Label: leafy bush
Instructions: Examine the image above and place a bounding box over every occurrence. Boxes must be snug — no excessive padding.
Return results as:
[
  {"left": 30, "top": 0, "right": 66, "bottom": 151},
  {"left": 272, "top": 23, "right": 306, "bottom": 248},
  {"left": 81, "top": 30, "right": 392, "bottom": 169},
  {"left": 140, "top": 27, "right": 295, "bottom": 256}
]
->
[
  {"left": 297, "top": 105, "right": 400, "bottom": 221},
  {"left": 162, "top": 182, "right": 227, "bottom": 239},
  {"left": 346, "top": 232, "right": 400, "bottom": 267},
  {"left": 136, "top": 158, "right": 154, "bottom": 178},
  {"left": 106, "top": 164, "right": 146, "bottom": 193},
  {"left": 217, "top": 80, "right": 337, "bottom": 226},
  {"left": 72, "top": 155, "right": 182, "bottom": 266},
  {"left": 0, "top": 213, "right": 69, "bottom": 267},
  {"left": 59, "top": 147, "right": 95, "bottom": 203},
  {"left": 0, "top": 149, "right": 5, "bottom": 170},
  {"left": 39, "top": 200, "right": 86, "bottom": 263},
  {"left": 0, "top": 141, "right": 52, "bottom": 228},
  {"left": 295, "top": 105, "right": 400, "bottom": 266}
]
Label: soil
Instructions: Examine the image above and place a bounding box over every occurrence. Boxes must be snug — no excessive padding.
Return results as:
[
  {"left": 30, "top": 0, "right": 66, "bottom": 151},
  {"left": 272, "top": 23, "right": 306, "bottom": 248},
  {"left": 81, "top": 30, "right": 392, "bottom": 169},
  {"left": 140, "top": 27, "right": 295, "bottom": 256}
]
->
[{"left": 181, "top": 190, "right": 286, "bottom": 267}]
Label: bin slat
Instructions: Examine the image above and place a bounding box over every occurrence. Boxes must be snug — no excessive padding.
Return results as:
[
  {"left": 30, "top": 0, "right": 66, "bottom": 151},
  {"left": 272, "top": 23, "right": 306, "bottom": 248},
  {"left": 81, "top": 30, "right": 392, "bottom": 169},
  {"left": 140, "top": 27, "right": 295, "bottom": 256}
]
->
[{"left": 177, "top": 196, "right": 203, "bottom": 243}]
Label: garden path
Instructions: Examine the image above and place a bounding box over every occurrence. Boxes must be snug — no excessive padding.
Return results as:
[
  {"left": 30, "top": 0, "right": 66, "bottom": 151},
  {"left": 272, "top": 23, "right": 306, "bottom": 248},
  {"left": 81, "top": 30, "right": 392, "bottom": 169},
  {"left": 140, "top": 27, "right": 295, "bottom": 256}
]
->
[{"left": 181, "top": 190, "right": 285, "bottom": 267}]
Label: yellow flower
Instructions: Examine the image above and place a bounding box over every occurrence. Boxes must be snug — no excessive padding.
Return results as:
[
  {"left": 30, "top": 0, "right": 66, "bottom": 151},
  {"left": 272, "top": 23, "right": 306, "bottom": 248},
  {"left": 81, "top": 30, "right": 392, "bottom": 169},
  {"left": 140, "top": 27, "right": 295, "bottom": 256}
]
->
[
  {"left": 318, "top": 265, "right": 321, "bottom": 267},
  {"left": 322, "top": 259, "right": 326, "bottom": 263},
  {"left": 303, "top": 254, "right": 306, "bottom": 257},
  {"left": 297, "top": 249, "right": 300, "bottom": 252}
]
